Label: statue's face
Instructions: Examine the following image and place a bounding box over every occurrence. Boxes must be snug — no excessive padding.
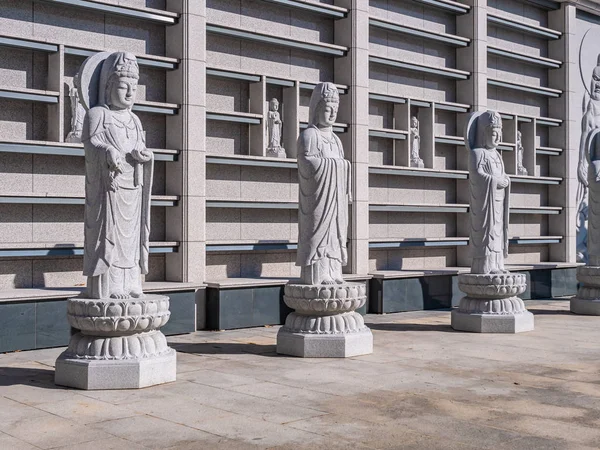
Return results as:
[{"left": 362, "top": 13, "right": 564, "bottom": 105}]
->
[
  {"left": 411, "top": 117, "right": 418, "bottom": 127},
  {"left": 484, "top": 126, "right": 502, "bottom": 149},
  {"left": 272, "top": 102, "right": 279, "bottom": 111},
  {"left": 592, "top": 67, "right": 600, "bottom": 100},
  {"left": 317, "top": 101, "right": 338, "bottom": 127},
  {"left": 109, "top": 76, "right": 138, "bottom": 110}
]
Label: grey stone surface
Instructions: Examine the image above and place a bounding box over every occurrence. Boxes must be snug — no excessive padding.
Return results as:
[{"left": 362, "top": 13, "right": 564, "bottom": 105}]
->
[
  {"left": 572, "top": 265, "right": 600, "bottom": 315},
  {"left": 55, "top": 349, "right": 176, "bottom": 390},
  {"left": 277, "top": 327, "right": 373, "bottom": 358}
]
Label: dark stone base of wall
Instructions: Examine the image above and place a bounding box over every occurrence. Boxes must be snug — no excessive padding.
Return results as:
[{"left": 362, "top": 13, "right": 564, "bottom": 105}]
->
[
  {"left": 0, "top": 289, "right": 199, "bottom": 354},
  {"left": 369, "top": 268, "right": 578, "bottom": 314}
]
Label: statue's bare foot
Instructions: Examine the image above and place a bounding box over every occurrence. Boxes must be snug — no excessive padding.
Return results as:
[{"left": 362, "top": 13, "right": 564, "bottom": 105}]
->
[
  {"left": 334, "top": 277, "right": 344, "bottom": 284},
  {"left": 489, "top": 269, "right": 504, "bottom": 275},
  {"left": 321, "top": 278, "right": 335, "bottom": 285},
  {"left": 130, "top": 291, "right": 145, "bottom": 298},
  {"left": 110, "top": 291, "right": 130, "bottom": 299}
]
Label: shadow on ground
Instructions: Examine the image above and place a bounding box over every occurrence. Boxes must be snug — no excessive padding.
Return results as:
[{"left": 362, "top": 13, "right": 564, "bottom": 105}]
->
[
  {"left": 529, "top": 309, "right": 574, "bottom": 316},
  {"left": 0, "top": 366, "right": 64, "bottom": 388},
  {"left": 366, "top": 322, "right": 455, "bottom": 333},
  {"left": 171, "top": 342, "right": 278, "bottom": 357}
]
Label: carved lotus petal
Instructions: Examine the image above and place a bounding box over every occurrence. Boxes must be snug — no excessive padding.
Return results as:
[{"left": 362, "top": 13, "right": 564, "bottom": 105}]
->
[
  {"left": 109, "top": 337, "right": 123, "bottom": 358},
  {"left": 117, "top": 319, "right": 132, "bottom": 332},
  {"left": 146, "top": 302, "right": 158, "bottom": 315},
  {"left": 89, "top": 304, "right": 102, "bottom": 316},
  {"left": 107, "top": 304, "right": 123, "bottom": 317},
  {"left": 128, "top": 303, "right": 143, "bottom": 316},
  {"left": 336, "top": 288, "right": 348, "bottom": 299},
  {"left": 320, "top": 288, "right": 332, "bottom": 299}
]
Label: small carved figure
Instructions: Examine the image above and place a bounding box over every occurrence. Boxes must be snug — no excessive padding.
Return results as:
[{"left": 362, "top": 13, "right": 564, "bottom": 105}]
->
[
  {"left": 465, "top": 110, "right": 510, "bottom": 275},
  {"left": 516, "top": 131, "right": 528, "bottom": 176},
  {"left": 409, "top": 116, "right": 424, "bottom": 168},
  {"left": 65, "top": 72, "right": 86, "bottom": 143},
  {"left": 296, "top": 83, "right": 351, "bottom": 285},
  {"left": 266, "top": 98, "right": 285, "bottom": 157},
  {"left": 79, "top": 52, "right": 153, "bottom": 299}
]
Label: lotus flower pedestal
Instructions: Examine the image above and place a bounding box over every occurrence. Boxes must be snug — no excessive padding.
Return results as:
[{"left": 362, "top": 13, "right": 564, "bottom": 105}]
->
[
  {"left": 55, "top": 294, "right": 176, "bottom": 390},
  {"left": 277, "top": 283, "right": 373, "bottom": 358},
  {"left": 571, "top": 266, "right": 600, "bottom": 315},
  {"left": 451, "top": 273, "right": 534, "bottom": 333}
]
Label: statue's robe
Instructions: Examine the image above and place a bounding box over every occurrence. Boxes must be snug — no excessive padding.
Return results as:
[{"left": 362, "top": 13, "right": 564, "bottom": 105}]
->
[
  {"left": 82, "top": 106, "right": 153, "bottom": 298},
  {"left": 578, "top": 99, "right": 600, "bottom": 263},
  {"left": 296, "top": 125, "right": 350, "bottom": 279},
  {"left": 469, "top": 147, "right": 510, "bottom": 274},
  {"left": 267, "top": 111, "right": 282, "bottom": 149},
  {"left": 586, "top": 127, "right": 600, "bottom": 265}
]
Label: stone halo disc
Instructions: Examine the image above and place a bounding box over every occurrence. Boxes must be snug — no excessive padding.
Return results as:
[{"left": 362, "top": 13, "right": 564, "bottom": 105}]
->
[
  {"left": 464, "top": 110, "right": 486, "bottom": 152},
  {"left": 77, "top": 51, "right": 112, "bottom": 111},
  {"left": 579, "top": 28, "right": 600, "bottom": 98}
]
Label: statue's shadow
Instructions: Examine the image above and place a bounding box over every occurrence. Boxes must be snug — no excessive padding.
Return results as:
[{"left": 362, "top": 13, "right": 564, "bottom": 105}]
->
[
  {"left": 0, "top": 366, "right": 63, "bottom": 388},
  {"left": 170, "top": 342, "right": 279, "bottom": 357}
]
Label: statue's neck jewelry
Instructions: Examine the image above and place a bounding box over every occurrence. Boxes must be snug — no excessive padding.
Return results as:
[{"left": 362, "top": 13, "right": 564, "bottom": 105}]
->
[{"left": 111, "top": 110, "right": 136, "bottom": 138}]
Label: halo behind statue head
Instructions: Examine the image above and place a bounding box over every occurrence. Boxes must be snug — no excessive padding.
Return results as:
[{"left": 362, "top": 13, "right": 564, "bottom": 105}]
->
[
  {"left": 579, "top": 28, "right": 600, "bottom": 97},
  {"left": 77, "top": 52, "right": 112, "bottom": 112},
  {"left": 464, "top": 110, "right": 502, "bottom": 151}
]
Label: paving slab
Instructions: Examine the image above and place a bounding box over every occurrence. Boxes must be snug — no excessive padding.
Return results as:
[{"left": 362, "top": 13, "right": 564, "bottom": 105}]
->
[{"left": 0, "top": 300, "right": 600, "bottom": 449}]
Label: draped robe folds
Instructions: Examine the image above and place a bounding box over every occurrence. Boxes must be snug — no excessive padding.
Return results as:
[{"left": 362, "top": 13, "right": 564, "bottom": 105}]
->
[
  {"left": 296, "top": 126, "right": 351, "bottom": 278},
  {"left": 268, "top": 110, "right": 282, "bottom": 149},
  {"left": 82, "top": 106, "right": 153, "bottom": 298},
  {"left": 586, "top": 128, "right": 600, "bottom": 265},
  {"left": 469, "top": 147, "right": 510, "bottom": 274}
]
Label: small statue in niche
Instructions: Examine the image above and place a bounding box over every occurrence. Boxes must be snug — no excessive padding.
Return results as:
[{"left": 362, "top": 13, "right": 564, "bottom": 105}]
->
[
  {"left": 78, "top": 51, "right": 154, "bottom": 299},
  {"left": 466, "top": 110, "right": 510, "bottom": 275},
  {"left": 65, "top": 72, "right": 86, "bottom": 143},
  {"left": 409, "top": 116, "right": 424, "bottom": 168},
  {"left": 296, "top": 83, "right": 351, "bottom": 285},
  {"left": 516, "top": 131, "right": 528, "bottom": 176},
  {"left": 266, "top": 98, "right": 286, "bottom": 158}
]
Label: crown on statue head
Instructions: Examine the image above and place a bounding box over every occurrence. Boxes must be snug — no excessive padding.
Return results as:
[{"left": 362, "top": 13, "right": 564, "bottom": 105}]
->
[
  {"left": 484, "top": 110, "right": 502, "bottom": 129},
  {"left": 322, "top": 84, "right": 339, "bottom": 103},
  {"left": 114, "top": 53, "right": 139, "bottom": 80}
]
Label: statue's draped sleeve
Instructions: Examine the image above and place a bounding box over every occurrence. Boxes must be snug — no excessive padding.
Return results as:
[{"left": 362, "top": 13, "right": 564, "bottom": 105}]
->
[
  {"left": 82, "top": 107, "right": 152, "bottom": 277},
  {"left": 296, "top": 126, "right": 350, "bottom": 267},
  {"left": 469, "top": 148, "right": 510, "bottom": 259}
]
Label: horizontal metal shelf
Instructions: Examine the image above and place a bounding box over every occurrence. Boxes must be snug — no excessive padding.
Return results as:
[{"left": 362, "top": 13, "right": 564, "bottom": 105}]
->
[
  {"left": 207, "top": 201, "right": 298, "bottom": 209},
  {"left": 259, "top": 0, "right": 347, "bottom": 18},
  {"left": 0, "top": 88, "right": 58, "bottom": 104},
  {"left": 369, "top": 18, "right": 469, "bottom": 47},
  {"left": 369, "top": 129, "right": 408, "bottom": 140},
  {"left": 536, "top": 146, "right": 562, "bottom": 156},
  {"left": 207, "top": 112, "right": 262, "bottom": 125},
  {"left": 207, "top": 24, "right": 348, "bottom": 57},
  {"left": 435, "top": 102, "right": 470, "bottom": 113},
  {"left": 0, "top": 195, "right": 178, "bottom": 207},
  {"left": 487, "top": 14, "right": 561, "bottom": 40},
  {"left": 0, "top": 244, "right": 177, "bottom": 258},
  {"left": 510, "top": 207, "right": 562, "bottom": 215},
  {"left": 207, "top": 242, "right": 298, "bottom": 252},
  {"left": 370, "top": 56, "right": 470, "bottom": 80},
  {"left": 369, "top": 166, "right": 468, "bottom": 179},
  {"left": 36, "top": 0, "right": 178, "bottom": 25},
  {"left": 435, "top": 136, "right": 463, "bottom": 146},
  {"left": 488, "top": 46, "right": 561, "bottom": 69},
  {"left": 408, "top": 0, "right": 470, "bottom": 14},
  {"left": 488, "top": 79, "right": 562, "bottom": 98},
  {"left": 510, "top": 175, "right": 561, "bottom": 185},
  {"left": 536, "top": 117, "right": 562, "bottom": 127},
  {"left": 369, "top": 239, "right": 468, "bottom": 249},
  {"left": 370, "top": 204, "right": 469, "bottom": 213},
  {"left": 298, "top": 82, "right": 348, "bottom": 95},
  {"left": 133, "top": 102, "right": 178, "bottom": 115},
  {"left": 369, "top": 93, "right": 407, "bottom": 105},
  {"left": 64, "top": 47, "right": 178, "bottom": 70},
  {"left": 0, "top": 36, "right": 58, "bottom": 53},
  {"left": 207, "top": 68, "right": 261, "bottom": 82},
  {"left": 497, "top": 143, "right": 515, "bottom": 151},
  {"left": 0, "top": 142, "right": 178, "bottom": 161},
  {"left": 510, "top": 237, "right": 562, "bottom": 244},
  {"left": 206, "top": 155, "right": 297, "bottom": 169}
]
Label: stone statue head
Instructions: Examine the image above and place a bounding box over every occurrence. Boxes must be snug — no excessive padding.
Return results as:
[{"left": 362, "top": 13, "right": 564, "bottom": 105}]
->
[
  {"left": 411, "top": 116, "right": 419, "bottom": 129},
  {"left": 98, "top": 52, "right": 139, "bottom": 111},
  {"left": 591, "top": 65, "right": 600, "bottom": 101},
  {"left": 270, "top": 98, "right": 279, "bottom": 111},
  {"left": 476, "top": 110, "right": 502, "bottom": 150},
  {"left": 309, "top": 82, "right": 339, "bottom": 128},
  {"left": 517, "top": 130, "right": 522, "bottom": 142}
]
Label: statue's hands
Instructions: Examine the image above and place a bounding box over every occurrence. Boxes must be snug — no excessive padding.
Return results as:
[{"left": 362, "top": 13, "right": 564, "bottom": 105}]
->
[
  {"left": 131, "top": 146, "right": 152, "bottom": 163},
  {"left": 497, "top": 176, "right": 509, "bottom": 189},
  {"left": 107, "top": 147, "right": 123, "bottom": 173}
]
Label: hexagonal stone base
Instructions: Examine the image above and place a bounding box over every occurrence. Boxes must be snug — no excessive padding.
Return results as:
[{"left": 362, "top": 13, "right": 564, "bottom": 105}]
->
[
  {"left": 277, "top": 328, "right": 373, "bottom": 358},
  {"left": 55, "top": 349, "right": 176, "bottom": 390},
  {"left": 451, "top": 310, "right": 534, "bottom": 333},
  {"left": 570, "top": 298, "right": 600, "bottom": 315}
]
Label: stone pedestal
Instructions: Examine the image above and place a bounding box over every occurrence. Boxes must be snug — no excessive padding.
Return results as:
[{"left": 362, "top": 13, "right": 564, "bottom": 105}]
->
[
  {"left": 55, "top": 294, "right": 176, "bottom": 390},
  {"left": 267, "top": 146, "right": 286, "bottom": 158},
  {"left": 451, "top": 273, "right": 534, "bottom": 333},
  {"left": 571, "top": 266, "right": 600, "bottom": 315},
  {"left": 277, "top": 282, "right": 373, "bottom": 357}
]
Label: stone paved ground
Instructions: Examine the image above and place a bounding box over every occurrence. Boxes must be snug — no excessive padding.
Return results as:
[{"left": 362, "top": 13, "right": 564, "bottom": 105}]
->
[{"left": 1, "top": 300, "right": 600, "bottom": 449}]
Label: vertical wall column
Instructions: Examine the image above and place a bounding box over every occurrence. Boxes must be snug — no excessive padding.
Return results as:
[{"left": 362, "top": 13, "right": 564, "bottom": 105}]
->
[
  {"left": 457, "top": 0, "right": 487, "bottom": 267},
  {"left": 551, "top": 4, "right": 577, "bottom": 263},
  {"left": 165, "top": 0, "right": 206, "bottom": 283},
  {"left": 47, "top": 45, "right": 65, "bottom": 142},
  {"left": 334, "top": 0, "right": 370, "bottom": 276}
]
